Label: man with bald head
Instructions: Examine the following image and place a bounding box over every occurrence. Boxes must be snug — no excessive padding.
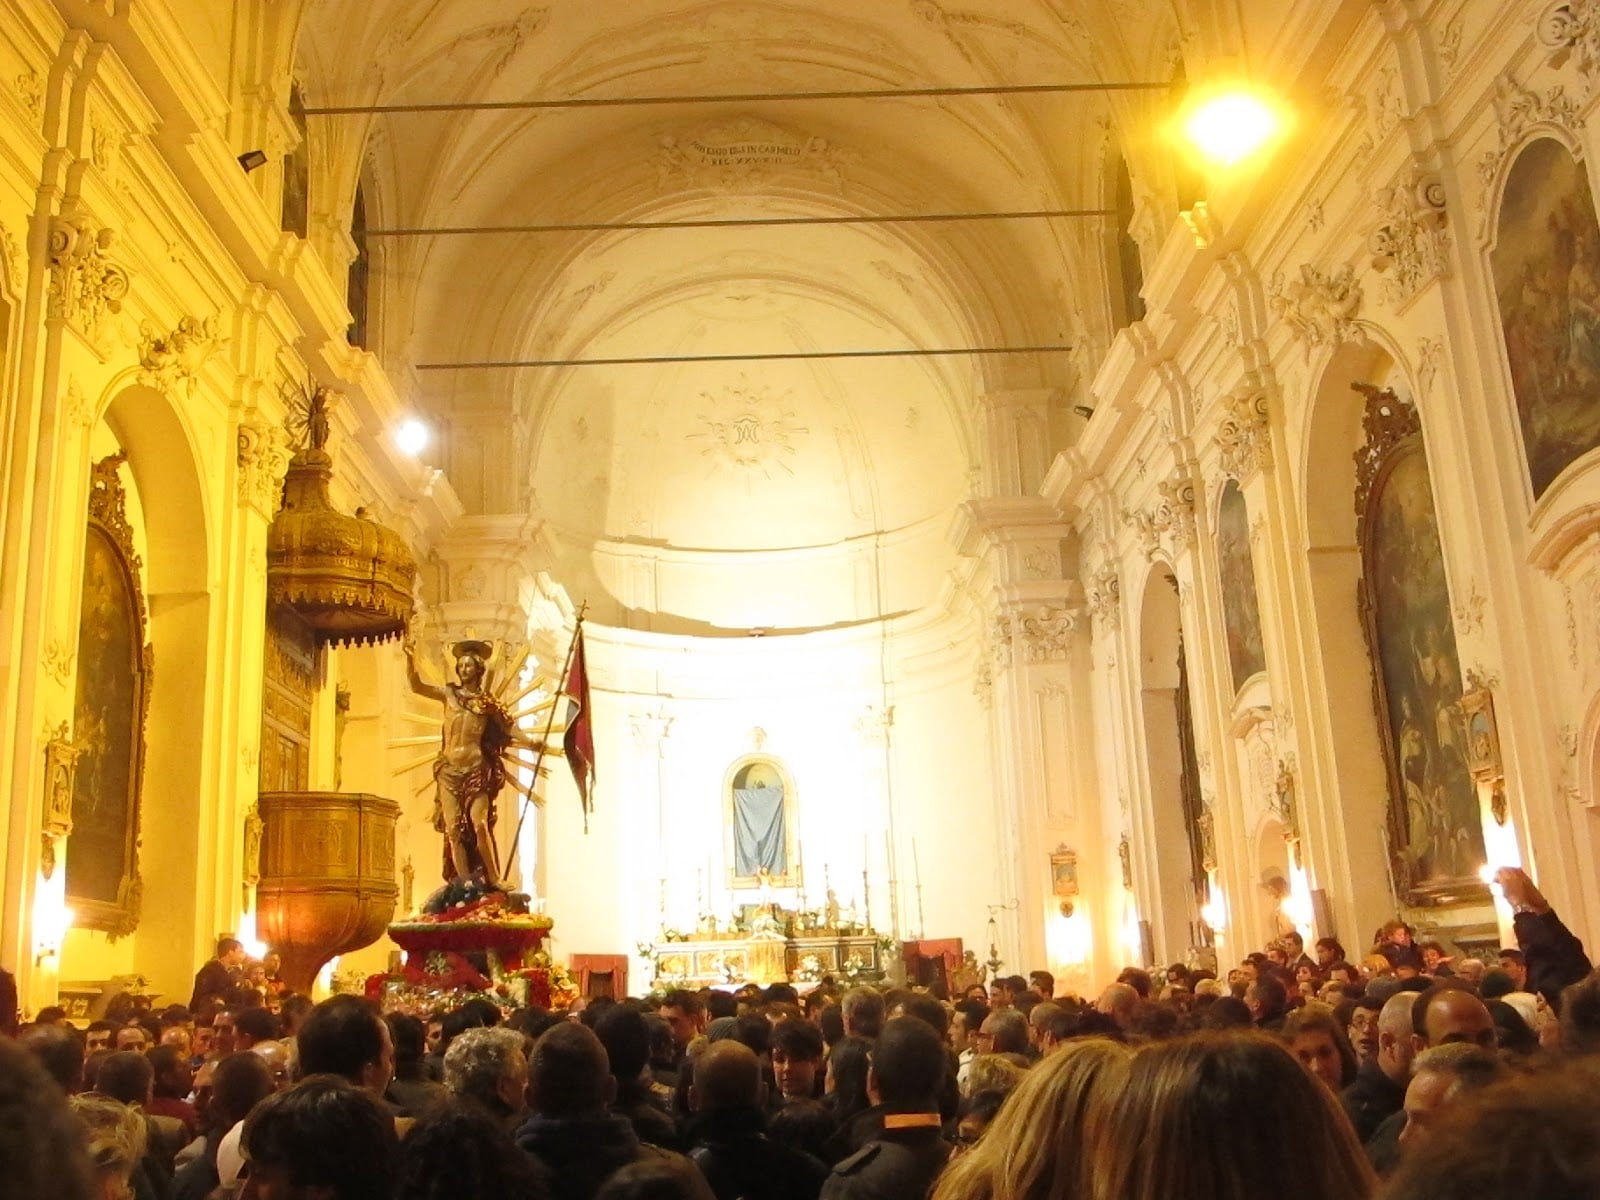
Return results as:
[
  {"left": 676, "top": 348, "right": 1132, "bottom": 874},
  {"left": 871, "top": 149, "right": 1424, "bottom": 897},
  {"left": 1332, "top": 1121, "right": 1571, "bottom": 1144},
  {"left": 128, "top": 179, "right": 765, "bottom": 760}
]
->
[
  {"left": 1411, "top": 984, "right": 1497, "bottom": 1053},
  {"left": 1095, "top": 982, "right": 1138, "bottom": 1032},
  {"left": 685, "top": 1040, "right": 828, "bottom": 1200},
  {"left": 516, "top": 1022, "right": 710, "bottom": 1200}
]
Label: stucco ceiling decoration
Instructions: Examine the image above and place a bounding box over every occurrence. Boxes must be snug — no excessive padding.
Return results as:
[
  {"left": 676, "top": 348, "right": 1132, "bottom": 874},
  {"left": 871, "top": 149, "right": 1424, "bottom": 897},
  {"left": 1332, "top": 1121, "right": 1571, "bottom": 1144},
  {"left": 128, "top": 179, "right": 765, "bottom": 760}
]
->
[{"left": 291, "top": 0, "right": 1180, "bottom": 627}]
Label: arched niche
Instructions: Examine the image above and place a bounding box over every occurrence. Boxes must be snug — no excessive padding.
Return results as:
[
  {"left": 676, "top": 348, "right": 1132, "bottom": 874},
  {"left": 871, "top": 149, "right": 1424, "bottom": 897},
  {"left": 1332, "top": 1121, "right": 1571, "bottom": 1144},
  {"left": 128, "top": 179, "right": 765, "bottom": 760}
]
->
[
  {"left": 63, "top": 383, "right": 214, "bottom": 992},
  {"left": 1489, "top": 136, "right": 1600, "bottom": 503},
  {"left": 1297, "top": 340, "right": 1404, "bottom": 938},
  {"left": 1254, "top": 815, "right": 1293, "bottom": 943},
  {"left": 722, "top": 753, "right": 799, "bottom": 890},
  {"left": 1135, "top": 563, "right": 1203, "bottom": 963}
]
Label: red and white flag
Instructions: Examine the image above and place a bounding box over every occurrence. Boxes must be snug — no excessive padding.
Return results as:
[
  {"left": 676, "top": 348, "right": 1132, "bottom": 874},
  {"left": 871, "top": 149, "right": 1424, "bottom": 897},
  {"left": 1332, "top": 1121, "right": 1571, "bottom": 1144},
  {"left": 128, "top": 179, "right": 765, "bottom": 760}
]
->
[{"left": 563, "top": 622, "right": 595, "bottom": 829}]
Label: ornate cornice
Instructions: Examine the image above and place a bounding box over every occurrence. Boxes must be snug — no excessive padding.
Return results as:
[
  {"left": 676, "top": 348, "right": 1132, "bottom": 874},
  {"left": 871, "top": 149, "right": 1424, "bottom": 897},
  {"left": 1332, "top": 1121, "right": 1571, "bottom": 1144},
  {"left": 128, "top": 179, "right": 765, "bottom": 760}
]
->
[
  {"left": 1123, "top": 471, "right": 1198, "bottom": 561},
  {"left": 1086, "top": 559, "right": 1121, "bottom": 633},
  {"left": 237, "top": 417, "right": 292, "bottom": 516},
  {"left": 1476, "top": 73, "right": 1584, "bottom": 232}
]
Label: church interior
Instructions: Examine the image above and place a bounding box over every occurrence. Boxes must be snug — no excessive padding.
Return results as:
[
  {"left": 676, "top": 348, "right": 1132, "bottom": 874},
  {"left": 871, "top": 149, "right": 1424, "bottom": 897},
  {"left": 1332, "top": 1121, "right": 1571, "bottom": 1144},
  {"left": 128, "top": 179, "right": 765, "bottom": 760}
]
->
[{"left": 4, "top": 0, "right": 1600, "bottom": 1016}]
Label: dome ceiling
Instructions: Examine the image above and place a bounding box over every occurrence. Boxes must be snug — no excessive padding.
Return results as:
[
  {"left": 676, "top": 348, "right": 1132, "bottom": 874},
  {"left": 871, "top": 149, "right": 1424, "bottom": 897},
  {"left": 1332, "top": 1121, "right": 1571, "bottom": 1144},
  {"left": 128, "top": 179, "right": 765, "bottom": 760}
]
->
[{"left": 294, "top": 0, "right": 1179, "bottom": 629}]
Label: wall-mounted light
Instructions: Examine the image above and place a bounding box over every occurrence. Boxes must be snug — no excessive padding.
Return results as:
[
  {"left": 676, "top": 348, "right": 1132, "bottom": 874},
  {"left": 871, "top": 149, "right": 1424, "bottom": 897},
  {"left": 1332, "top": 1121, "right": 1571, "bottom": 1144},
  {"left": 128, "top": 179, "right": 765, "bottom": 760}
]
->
[
  {"left": 394, "top": 418, "right": 430, "bottom": 457},
  {"left": 34, "top": 898, "right": 74, "bottom": 967},
  {"left": 237, "top": 149, "right": 269, "bottom": 173},
  {"left": 1175, "top": 85, "right": 1288, "bottom": 170}
]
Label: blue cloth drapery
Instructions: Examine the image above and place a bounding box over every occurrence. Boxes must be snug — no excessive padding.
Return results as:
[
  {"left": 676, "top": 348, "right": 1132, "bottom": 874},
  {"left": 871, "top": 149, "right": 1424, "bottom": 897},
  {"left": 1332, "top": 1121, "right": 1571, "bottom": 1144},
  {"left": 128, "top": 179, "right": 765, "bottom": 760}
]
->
[{"left": 733, "top": 784, "right": 787, "bottom": 876}]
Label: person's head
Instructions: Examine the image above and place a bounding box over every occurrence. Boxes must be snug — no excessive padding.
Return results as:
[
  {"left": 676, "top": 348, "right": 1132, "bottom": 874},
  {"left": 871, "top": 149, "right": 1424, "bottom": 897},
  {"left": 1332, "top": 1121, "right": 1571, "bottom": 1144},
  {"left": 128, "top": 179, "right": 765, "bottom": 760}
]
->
[
  {"left": 1484, "top": 999, "right": 1539, "bottom": 1057},
  {"left": 278, "top": 994, "right": 313, "bottom": 1039},
  {"left": 84, "top": 1022, "right": 117, "bottom": 1055},
  {"left": 393, "top": 1101, "right": 548, "bottom": 1200},
  {"left": 1028, "top": 970, "right": 1055, "bottom": 998},
  {"left": 1382, "top": 1059, "right": 1600, "bottom": 1200},
  {"left": 68, "top": 1093, "right": 146, "bottom": 1200},
  {"left": 1089, "top": 1032, "right": 1374, "bottom": 1200},
  {"left": 1412, "top": 985, "right": 1496, "bottom": 1054},
  {"left": 1115, "top": 968, "right": 1153, "bottom": 1000},
  {"left": 840, "top": 986, "right": 885, "bottom": 1039},
  {"left": 868, "top": 1017, "right": 947, "bottom": 1111},
  {"left": 656, "top": 990, "right": 705, "bottom": 1050},
  {"left": 1281, "top": 1007, "right": 1357, "bottom": 1092},
  {"left": 1315, "top": 937, "right": 1345, "bottom": 968},
  {"left": 1198, "top": 996, "right": 1254, "bottom": 1031},
  {"left": 208, "top": 1051, "right": 277, "bottom": 1133},
  {"left": 240, "top": 1075, "right": 399, "bottom": 1200},
  {"left": 1245, "top": 976, "right": 1288, "bottom": 1024},
  {"left": 0, "top": 1038, "right": 96, "bottom": 1200},
  {"left": 1559, "top": 969, "right": 1600, "bottom": 1055},
  {"left": 385, "top": 1013, "right": 428, "bottom": 1077},
  {"left": 112, "top": 1025, "right": 148, "bottom": 1054},
  {"left": 892, "top": 992, "right": 950, "bottom": 1037},
  {"left": 948, "top": 1089, "right": 1006, "bottom": 1155},
  {"left": 528, "top": 1021, "right": 614, "bottom": 1118},
  {"left": 932, "top": 1037, "right": 1130, "bottom": 1200},
  {"left": 688, "top": 1040, "right": 763, "bottom": 1113},
  {"left": 950, "top": 999, "right": 990, "bottom": 1055},
  {"left": 235, "top": 1007, "right": 280, "bottom": 1050},
  {"left": 965, "top": 1053, "right": 1027, "bottom": 1098},
  {"left": 592, "top": 1158, "right": 719, "bottom": 1200},
  {"left": 296, "top": 996, "right": 394, "bottom": 1096},
  {"left": 217, "top": 936, "right": 246, "bottom": 967},
  {"left": 824, "top": 1034, "right": 872, "bottom": 1116},
  {"left": 1281, "top": 931, "right": 1305, "bottom": 956},
  {"left": 93, "top": 1052, "right": 153, "bottom": 1108},
  {"left": 1345, "top": 996, "right": 1383, "bottom": 1064},
  {"left": 21, "top": 1023, "right": 86, "bottom": 1093},
  {"left": 443, "top": 1027, "right": 530, "bottom": 1121},
  {"left": 769, "top": 1018, "right": 824, "bottom": 1100},
  {"left": 1095, "top": 983, "right": 1139, "bottom": 1030},
  {"left": 1396, "top": 1044, "right": 1506, "bottom": 1154},
  {"left": 1374, "top": 990, "right": 1419, "bottom": 1085},
  {"left": 988, "top": 980, "right": 1012, "bottom": 1009},
  {"left": 1497, "top": 948, "right": 1528, "bottom": 992},
  {"left": 1027, "top": 1002, "right": 1062, "bottom": 1049},
  {"left": 977, "top": 1008, "right": 1030, "bottom": 1056},
  {"left": 1453, "top": 958, "right": 1486, "bottom": 986},
  {"left": 212, "top": 1009, "right": 239, "bottom": 1058},
  {"left": 593, "top": 1005, "right": 654, "bottom": 1095}
]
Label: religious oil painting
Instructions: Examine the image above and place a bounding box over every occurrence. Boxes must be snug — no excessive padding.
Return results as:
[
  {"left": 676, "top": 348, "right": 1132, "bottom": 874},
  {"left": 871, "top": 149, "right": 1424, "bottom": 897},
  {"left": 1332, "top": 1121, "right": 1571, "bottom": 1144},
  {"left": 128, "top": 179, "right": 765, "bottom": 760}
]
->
[
  {"left": 725, "top": 754, "right": 797, "bottom": 888},
  {"left": 1360, "top": 441, "right": 1485, "bottom": 905},
  {"left": 1216, "top": 480, "right": 1268, "bottom": 694},
  {"left": 1491, "top": 136, "right": 1600, "bottom": 499},
  {"left": 68, "top": 463, "right": 151, "bottom": 937}
]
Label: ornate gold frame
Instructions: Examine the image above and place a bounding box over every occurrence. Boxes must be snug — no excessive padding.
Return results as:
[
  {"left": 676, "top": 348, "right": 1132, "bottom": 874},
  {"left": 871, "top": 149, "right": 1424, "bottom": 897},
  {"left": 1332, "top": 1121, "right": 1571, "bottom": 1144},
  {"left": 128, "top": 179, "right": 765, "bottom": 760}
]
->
[{"left": 69, "top": 454, "right": 151, "bottom": 938}]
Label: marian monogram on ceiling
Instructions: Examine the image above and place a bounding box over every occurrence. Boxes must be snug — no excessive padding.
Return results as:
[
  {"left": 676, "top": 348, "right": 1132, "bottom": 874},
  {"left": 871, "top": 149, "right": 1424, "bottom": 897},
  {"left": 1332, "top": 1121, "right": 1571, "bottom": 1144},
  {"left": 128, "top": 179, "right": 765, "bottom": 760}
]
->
[{"left": 689, "top": 377, "right": 810, "bottom": 480}]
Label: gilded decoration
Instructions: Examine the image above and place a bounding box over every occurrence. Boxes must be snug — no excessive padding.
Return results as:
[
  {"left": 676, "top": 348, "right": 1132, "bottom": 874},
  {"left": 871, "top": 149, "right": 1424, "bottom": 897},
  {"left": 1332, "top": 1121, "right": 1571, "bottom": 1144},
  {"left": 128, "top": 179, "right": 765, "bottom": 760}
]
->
[
  {"left": 266, "top": 382, "right": 416, "bottom": 646},
  {"left": 69, "top": 455, "right": 151, "bottom": 938},
  {"left": 1352, "top": 385, "right": 1487, "bottom": 907}
]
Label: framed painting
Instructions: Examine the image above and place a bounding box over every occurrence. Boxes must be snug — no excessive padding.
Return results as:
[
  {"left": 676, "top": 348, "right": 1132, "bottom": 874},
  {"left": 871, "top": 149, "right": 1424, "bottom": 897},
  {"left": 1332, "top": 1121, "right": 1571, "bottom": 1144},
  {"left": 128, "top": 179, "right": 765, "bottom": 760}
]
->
[
  {"left": 1215, "top": 480, "right": 1267, "bottom": 694},
  {"left": 1491, "top": 136, "right": 1600, "bottom": 499},
  {"left": 1354, "top": 389, "right": 1487, "bottom": 907},
  {"left": 67, "top": 454, "right": 151, "bottom": 937},
  {"left": 1460, "top": 687, "right": 1503, "bottom": 783},
  {"left": 1050, "top": 846, "right": 1079, "bottom": 899},
  {"left": 723, "top": 753, "right": 798, "bottom": 889}
]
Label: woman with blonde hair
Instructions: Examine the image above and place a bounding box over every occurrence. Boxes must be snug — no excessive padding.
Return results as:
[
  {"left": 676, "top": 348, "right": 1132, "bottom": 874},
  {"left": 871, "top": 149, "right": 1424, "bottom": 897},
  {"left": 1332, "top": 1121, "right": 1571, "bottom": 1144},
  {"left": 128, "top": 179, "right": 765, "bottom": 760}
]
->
[
  {"left": 1089, "top": 1031, "right": 1372, "bottom": 1200},
  {"left": 931, "top": 1038, "right": 1131, "bottom": 1200},
  {"left": 67, "top": 1094, "right": 147, "bottom": 1200}
]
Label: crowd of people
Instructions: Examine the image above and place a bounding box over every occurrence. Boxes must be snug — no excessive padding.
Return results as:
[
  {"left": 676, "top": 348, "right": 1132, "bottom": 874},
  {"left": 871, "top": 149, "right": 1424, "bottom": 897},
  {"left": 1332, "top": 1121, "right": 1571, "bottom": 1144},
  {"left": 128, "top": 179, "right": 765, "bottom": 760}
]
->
[{"left": 7, "top": 866, "right": 1600, "bottom": 1200}]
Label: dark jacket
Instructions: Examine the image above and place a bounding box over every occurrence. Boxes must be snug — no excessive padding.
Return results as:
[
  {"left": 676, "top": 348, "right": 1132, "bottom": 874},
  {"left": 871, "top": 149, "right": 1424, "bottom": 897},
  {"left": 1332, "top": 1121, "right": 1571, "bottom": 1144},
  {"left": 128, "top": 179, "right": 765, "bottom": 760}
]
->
[
  {"left": 616, "top": 1080, "right": 683, "bottom": 1152},
  {"left": 686, "top": 1107, "right": 828, "bottom": 1200},
  {"left": 516, "top": 1111, "right": 702, "bottom": 1200},
  {"left": 1340, "top": 1058, "right": 1406, "bottom": 1144},
  {"left": 169, "top": 1133, "right": 218, "bottom": 1200},
  {"left": 819, "top": 1112, "right": 948, "bottom": 1200},
  {"left": 1514, "top": 909, "right": 1592, "bottom": 1011},
  {"left": 188, "top": 960, "right": 233, "bottom": 1012}
]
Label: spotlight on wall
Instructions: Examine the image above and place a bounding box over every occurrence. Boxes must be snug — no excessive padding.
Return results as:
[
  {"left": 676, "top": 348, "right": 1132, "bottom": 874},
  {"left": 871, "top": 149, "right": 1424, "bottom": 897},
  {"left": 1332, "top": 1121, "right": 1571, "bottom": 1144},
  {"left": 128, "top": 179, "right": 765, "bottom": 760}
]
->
[
  {"left": 394, "top": 418, "right": 430, "bottom": 458},
  {"left": 237, "top": 149, "right": 269, "bottom": 173},
  {"left": 1176, "top": 85, "right": 1287, "bottom": 169}
]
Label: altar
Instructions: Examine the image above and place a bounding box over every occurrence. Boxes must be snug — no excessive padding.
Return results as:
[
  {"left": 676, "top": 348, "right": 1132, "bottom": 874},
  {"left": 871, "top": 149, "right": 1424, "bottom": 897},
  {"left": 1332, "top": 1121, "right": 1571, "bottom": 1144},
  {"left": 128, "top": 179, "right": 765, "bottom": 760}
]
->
[{"left": 647, "top": 931, "right": 888, "bottom": 988}]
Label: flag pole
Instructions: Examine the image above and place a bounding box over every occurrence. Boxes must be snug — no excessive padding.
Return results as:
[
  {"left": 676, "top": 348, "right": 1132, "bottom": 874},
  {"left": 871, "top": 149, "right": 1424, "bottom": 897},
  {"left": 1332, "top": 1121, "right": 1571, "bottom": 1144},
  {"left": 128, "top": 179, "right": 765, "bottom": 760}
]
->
[{"left": 501, "top": 602, "right": 587, "bottom": 885}]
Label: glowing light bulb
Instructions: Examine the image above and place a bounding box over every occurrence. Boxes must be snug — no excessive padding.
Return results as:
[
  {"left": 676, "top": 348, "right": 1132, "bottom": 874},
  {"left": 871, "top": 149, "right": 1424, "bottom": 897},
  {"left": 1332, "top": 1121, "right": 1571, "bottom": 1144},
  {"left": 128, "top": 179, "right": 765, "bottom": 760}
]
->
[
  {"left": 1180, "top": 89, "right": 1284, "bottom": 168},
  {"left": 395, "top": 419, "right": 430, "bottom": 457}
]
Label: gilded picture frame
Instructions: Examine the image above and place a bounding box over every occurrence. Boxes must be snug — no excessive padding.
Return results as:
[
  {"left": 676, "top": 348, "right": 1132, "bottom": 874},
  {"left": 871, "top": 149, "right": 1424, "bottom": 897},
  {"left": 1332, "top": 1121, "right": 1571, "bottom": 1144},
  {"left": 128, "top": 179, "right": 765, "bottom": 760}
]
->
[
  {"left": 1460, "top": 686, "right": 1503, "bottom": 783},
  {"left": 67, "top": 454, "right": 151, "bottom": 938}
]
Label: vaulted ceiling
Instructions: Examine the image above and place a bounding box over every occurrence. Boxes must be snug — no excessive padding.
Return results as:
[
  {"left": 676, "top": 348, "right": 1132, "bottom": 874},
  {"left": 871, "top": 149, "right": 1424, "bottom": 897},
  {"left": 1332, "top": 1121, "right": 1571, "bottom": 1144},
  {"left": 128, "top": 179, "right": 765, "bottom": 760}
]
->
[{"left": 292, "top": 0, "right": 1187, "bottom": 631}]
